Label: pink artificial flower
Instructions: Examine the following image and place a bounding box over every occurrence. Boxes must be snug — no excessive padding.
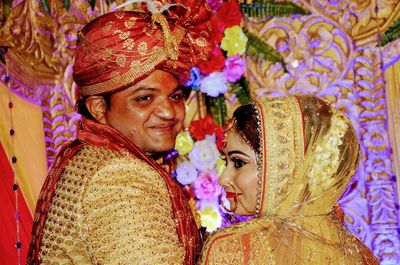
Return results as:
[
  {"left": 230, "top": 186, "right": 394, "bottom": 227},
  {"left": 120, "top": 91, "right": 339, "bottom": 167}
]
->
[
  {"left": 224, "top": 55, "right": 246, "bottom": 82},
  {"left": 207, "top": 0, "right": 223, "bottom": 12},
  {"left": 194, "top": 169, "right": 221, "bottom": 201}
]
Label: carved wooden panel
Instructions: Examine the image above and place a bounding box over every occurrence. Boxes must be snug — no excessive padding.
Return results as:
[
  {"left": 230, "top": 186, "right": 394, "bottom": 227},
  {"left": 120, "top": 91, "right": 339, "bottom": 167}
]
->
[{"left": 0, "top": 0, "right": 399, "bottom": 263}]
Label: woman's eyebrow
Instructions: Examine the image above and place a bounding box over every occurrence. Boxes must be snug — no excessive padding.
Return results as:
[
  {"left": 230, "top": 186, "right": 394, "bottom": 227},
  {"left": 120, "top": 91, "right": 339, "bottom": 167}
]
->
[{"left": 227, "top": 150, "right": 250, "bottom": 158}]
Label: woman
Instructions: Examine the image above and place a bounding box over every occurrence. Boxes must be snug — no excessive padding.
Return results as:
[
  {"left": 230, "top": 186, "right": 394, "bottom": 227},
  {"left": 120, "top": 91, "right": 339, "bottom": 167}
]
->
[{"left": 199, "top": 95, "right": 378, "bottom": 264}]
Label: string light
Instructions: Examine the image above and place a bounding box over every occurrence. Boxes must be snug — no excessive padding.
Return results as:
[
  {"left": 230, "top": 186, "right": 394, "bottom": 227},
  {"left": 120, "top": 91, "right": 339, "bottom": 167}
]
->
[{"left": 6, "top": 72, "right": 21, "bottom": 265}]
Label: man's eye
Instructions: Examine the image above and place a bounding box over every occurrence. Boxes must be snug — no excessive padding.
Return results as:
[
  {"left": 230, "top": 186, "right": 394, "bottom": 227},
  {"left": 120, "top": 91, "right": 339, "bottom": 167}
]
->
[
  {"left": 232, "top": 158, "right": 246, "bottom": 169},
  {"left": 136, "top": 95, "right": 152, "bottom": 102},
  {"left": 170, "top": 92, "right": 183, "bottom": 101}
]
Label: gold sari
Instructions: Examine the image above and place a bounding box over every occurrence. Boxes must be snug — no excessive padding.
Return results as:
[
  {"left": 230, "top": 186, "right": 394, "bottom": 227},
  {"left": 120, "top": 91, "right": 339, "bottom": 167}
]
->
[{"left": 199, "top": 95, "right": 378, "bottom": 264}]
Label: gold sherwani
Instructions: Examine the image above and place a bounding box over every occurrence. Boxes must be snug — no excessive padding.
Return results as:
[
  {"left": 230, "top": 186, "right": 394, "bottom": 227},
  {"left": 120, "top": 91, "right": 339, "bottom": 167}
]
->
[
  {"left": 28, "top": 118, "right": 201, "bottom": 264},
  {"left": 199, "top": 95, "right": 378, "bottom": 265},
  {"left": 39, "top": 145, "right": 184, "bottom": 264}
]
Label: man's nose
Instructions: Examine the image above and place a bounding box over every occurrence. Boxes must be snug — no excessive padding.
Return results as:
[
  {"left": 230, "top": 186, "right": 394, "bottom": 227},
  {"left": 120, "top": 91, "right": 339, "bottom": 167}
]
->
[{"left": 155, "top": 99, "right": 176, "bottom": 119}]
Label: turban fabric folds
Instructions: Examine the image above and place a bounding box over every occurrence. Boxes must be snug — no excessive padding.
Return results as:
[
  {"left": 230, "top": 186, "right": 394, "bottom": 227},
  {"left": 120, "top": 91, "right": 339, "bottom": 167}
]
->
[{"left": 73, "top": 0, "right": 213, "bottom": 96}]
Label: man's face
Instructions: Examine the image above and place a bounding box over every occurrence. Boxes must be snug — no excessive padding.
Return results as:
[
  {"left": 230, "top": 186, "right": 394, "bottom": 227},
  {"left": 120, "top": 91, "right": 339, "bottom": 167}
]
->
[{"left": 105, "top": 70, "right": 185, "bottom": 155}]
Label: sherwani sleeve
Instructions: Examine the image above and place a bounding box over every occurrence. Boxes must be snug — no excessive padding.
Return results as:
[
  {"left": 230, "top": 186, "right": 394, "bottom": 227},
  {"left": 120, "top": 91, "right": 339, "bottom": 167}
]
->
[{"left": 80, "top": 155, "right": 185, "bottom": 264}]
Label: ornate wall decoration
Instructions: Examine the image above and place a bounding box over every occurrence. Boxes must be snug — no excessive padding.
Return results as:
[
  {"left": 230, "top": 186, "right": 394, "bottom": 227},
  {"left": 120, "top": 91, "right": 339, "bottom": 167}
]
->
[
  {"left": 296, "top": 0, "right": 400, "bottom": 43},
  {"left": 353, "top": 45, "right": 400, "bottom": 263},
  {"left": 382, "top": 39, "right": 400, "bottom": 68},
  {"left": 0, "top": 0, "right": 98, "bottom": 167},
  {"left": 244, "top": 1, "right": 400, "bottom": 263},
  {"left": 0, "top": 0, "right": 399, "bottom": 263}
]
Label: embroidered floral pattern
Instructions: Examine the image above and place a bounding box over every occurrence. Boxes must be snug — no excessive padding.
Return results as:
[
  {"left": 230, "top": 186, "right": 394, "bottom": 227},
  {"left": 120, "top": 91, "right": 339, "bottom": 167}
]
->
[{"left": 307, "top": 110, "right": 349, "bottom": 194}]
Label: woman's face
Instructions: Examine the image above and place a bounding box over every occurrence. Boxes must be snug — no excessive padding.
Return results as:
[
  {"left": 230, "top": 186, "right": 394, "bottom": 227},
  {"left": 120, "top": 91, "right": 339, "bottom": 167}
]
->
[{"left": 219, "top": 130, "right": 258, "bottom": 215}]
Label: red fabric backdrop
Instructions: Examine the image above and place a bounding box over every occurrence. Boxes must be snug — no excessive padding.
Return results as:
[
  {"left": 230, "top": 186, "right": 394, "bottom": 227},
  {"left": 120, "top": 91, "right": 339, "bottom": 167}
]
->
[{"left": 0, "top": 142, "right": 33, "bottom": 264}]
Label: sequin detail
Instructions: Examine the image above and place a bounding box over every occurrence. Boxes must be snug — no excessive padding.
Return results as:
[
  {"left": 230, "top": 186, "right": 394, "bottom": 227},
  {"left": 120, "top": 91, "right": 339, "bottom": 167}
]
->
[{"left": 39, "top": 145, "right": 184, "bottom": 264}]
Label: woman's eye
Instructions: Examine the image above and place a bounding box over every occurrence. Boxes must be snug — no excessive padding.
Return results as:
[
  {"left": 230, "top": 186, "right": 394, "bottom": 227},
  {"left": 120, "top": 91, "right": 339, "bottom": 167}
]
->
[{"left": 232, "top": 158, "right": 246, "bottom": 169}]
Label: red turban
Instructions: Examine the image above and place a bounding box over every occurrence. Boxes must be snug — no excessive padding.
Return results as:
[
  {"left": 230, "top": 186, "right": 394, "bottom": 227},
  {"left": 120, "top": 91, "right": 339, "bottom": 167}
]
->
[{"left": 73, "top": 0, "right": 213, "bottom": 96}]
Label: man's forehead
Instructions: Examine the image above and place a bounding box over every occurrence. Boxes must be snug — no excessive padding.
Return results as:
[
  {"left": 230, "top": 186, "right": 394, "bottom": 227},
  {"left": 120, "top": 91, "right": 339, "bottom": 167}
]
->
[{"left": 125, "top": 82, "right": 182, "bottom": 94}]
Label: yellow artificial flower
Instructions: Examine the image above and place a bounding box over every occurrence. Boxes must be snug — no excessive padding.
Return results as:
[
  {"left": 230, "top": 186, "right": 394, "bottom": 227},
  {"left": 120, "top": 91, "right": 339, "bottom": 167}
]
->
[
  {"left": 189, "top": 198, "right": 202, "bottom": 228},
  {"left": 216, "top": 157, "right": 227, "bottom": 175},
  {"left": 221, "top": 25, "right": 248, "bottom": 57},
  {"left": 199, "top": 206, "right": 222, "bottom": 233},
  {"left": 174, "top": 131, "right": 194, "bottom": 155}
]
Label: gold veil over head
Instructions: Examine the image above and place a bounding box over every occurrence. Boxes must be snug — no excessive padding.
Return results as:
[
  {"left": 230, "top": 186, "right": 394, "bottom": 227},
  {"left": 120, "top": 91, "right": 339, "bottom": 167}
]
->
[
  {"left": 199, "top": 95, "right": 378, "bottom": 265},
  {"left": 254, "top": 95, "right": 360, "bottom": 218}
]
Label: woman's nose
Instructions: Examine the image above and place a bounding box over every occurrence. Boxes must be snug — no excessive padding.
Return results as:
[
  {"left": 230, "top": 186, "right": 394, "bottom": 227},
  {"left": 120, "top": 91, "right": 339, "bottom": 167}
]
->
[{"left": 218, "top": 167, "right": 231, "bottom": 187}]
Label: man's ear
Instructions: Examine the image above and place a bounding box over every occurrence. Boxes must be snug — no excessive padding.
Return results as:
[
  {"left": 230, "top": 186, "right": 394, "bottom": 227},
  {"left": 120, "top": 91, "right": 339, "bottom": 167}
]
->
[{"left": 85, "top": 96, "right": 108, "bottom": 124}]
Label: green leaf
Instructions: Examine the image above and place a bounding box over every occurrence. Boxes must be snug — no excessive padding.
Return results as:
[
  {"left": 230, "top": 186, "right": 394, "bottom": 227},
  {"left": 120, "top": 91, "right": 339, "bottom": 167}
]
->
[
  {"left": 64, "top": 0, "right": 71, "bottom": 11},
  {"left": 231, "top": 77, "right": 251, "bottom": 105},
  {"left": 207, "top": 95, "right": 228, "bottom": 126},
  {"left": 244, "top": 29, "right": 287, "bottom": 71},
  {"left": 380, "top": 17, "right": 400, "bottom": 46},
  {"left": 40, "top": 0, "right": 51, "bottom": 15},
  {"left": 241, "top": 1, "right": 310, "bottom": 18},
  {"left": 89, "top": 0, "right": 96, "bottom": 9},
  {"left": 0, "top": 47, "right": 7, "bottom": 65},
  {"left": 2, "top": 0, "right": 12, "bottom": 22}
]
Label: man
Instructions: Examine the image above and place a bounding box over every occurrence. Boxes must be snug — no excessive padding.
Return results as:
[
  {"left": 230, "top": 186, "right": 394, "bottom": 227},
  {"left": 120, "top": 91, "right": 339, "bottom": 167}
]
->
[{"left": 27, "top": 1, "right": 213, "bottom": 264}]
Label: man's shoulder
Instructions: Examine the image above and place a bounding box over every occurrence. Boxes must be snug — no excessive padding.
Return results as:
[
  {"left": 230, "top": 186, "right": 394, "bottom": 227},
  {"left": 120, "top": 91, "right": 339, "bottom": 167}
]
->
[
  {"left": 59, "top": 144, "right": 128, "bottom": 182},
  {"left": 70, "top": 144, "right": 158, "bottom": 179},
  {"left": 74, "top": 144, "right": 124, "bottom": 163}
]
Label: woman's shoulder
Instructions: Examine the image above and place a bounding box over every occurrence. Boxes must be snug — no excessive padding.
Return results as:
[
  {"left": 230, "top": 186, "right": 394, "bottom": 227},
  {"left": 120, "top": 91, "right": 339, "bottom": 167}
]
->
[
  {"left": 199, "top": 218, "right": 273, "bottom": 265},
  {"left": 207, "top": 218, "right": 270, "bottom": 243}
]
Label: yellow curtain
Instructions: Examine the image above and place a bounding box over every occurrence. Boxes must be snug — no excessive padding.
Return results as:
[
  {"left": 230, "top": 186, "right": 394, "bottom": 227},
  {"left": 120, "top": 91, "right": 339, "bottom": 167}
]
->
[
  {"left": 385, "top": 59, "right": 400, "bottom": 204},
  {"left": 0, "top": 83, "right": 47, "bottom": 215}
]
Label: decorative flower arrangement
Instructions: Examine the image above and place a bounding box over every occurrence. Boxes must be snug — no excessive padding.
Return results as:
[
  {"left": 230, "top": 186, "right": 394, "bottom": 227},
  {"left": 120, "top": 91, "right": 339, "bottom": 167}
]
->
[
  {"left": 176, "top": 0, "right": 310, "bottom": 232},
  {"left": 174, "top": 115, "right": 227, "bottom": 232},
  {"left": 174, "top": 115, "right": 254, "bottom": 232},
  {"left": 191, "top": 0, "right": 247, "bottom": 98},
  {"left": 177, "top": 1, "right": 254, "bottom": 232}
]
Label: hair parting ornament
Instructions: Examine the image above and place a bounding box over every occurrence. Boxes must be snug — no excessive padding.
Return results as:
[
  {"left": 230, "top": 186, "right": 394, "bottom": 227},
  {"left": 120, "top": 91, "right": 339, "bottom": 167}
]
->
[
  {"left": 222, "top": 117, "right": 237, "bottom": 149},
  {"left": 223, "top": 116, "right": 253, "bottom": 149}
]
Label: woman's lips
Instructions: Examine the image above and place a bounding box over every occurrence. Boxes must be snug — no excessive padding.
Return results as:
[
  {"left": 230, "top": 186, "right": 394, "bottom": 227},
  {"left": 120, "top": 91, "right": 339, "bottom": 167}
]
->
[{"left": 225, "top": 191, "right": 242, "bottom": 199}]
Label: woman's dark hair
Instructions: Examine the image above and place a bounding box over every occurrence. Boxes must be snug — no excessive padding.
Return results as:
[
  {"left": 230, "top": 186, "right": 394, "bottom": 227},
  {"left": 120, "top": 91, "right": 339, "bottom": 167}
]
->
[
  {"left": 76, "top": 94, "right": 112, "bottom": 120},
  {"left": 232, "top": 103, "right": 261, "bottom": 153}
]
